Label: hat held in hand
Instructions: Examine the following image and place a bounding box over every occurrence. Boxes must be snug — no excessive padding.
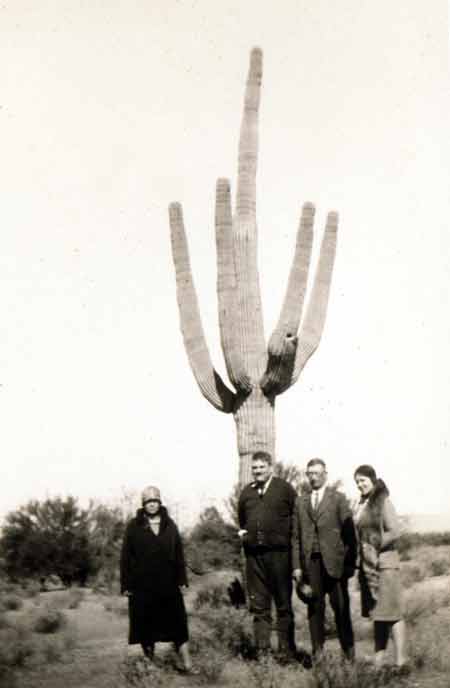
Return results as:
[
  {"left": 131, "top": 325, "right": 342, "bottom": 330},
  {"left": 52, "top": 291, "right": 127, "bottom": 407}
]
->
[{"left": 295, "top": 579, "right": 316, "bottom": 604}]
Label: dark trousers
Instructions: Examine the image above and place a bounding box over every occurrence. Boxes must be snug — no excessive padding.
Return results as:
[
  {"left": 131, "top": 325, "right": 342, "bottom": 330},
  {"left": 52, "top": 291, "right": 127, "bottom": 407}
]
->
[
  {"left": 245, "top": 549, "right": 295, "bottom": 654},
  {"left": 307, "top": 553, "right": 354, "bottom": 657}
]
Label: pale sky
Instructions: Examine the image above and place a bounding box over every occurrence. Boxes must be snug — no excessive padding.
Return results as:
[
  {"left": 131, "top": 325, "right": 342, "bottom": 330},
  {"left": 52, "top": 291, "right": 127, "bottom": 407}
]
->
[{"left": 1, "top": 1, "right": 449, "bottom": 528}]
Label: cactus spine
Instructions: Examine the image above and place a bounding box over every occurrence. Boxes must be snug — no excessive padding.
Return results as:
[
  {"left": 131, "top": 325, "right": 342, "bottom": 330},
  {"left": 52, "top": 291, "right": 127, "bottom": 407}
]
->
[{"left": 169, "top": 48, "right": 338, "bottom": 488}]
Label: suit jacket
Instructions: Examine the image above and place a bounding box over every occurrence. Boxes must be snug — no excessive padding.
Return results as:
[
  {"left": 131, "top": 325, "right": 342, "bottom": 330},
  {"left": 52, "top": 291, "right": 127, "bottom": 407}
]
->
[{"left": 291, "top": 487, "right": 357, "bottom": 580}]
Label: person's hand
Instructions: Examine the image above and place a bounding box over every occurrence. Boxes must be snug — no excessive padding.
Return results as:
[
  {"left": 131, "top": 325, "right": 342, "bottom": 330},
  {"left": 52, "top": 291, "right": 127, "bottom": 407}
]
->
[
  {"left": 122, "top": 590, "right": 132, "bottom": 597},
  {"left": 292, "top": 568, "right": 302, "bottom": 583},
  {"left": 296, "top": 580, "right": 314, "bottom": 603},
  {"left": 368, "top": 532, "right": 381, "bottom": 549},
  {"left": 237, "top": 529, "right": 248, "bottom": 543}
]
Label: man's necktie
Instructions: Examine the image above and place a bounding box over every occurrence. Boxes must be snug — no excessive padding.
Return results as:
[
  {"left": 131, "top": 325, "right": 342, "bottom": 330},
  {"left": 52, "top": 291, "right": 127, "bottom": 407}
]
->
[{"left": 313, "top": 490, "right": 319, "bottom": 511}]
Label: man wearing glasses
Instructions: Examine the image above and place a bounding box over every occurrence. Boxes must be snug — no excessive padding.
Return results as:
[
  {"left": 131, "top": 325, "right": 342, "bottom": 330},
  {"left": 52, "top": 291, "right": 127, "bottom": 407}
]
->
[{"left": 292, "top": 458, "right": 357, "bottom": 661}]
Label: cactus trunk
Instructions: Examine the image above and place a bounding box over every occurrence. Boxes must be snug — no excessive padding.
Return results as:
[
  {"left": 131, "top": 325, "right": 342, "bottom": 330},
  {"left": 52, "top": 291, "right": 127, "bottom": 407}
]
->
[{"left": 234, "top": 388, "right": 276, "bottom": 486}]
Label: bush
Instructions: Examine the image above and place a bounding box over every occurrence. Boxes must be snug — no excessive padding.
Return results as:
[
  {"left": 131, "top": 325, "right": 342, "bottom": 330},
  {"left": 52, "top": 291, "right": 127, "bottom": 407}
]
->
[
  {"left": 33, "top": 607, "right": 66, "bottom": 634},
  {"left": 312, "top": 651, "right": 407, "bottom": 688},
  {"left": 196, "top": 605, "right": 254, "bottom": 659},
  {"left": 400, "top": 562, "right": 426, "bottom": 588},
  {"left": 408, "top": 613, "right": 450, "bottom": 673},
  {"left": 1, "top": 594, "right": 22, "bottom": 612},
  {"left": 185, "top": 507, "right": 241, "bottom": 571},
  {"left": 21, "top": 580, "right": 41, "bottom": 598},
  {"left": 192, "top": 644, "right": 229, "bottom": 683},
  {"left": 117, "top": 655, "right": 164, "bottom": 687},
  {"left": 429, "top": 556, "right": 450, "bottom": 577},
  {"left": 193, "top": 582, "right": 230, "bottom": 610},
  {"left": 0, "top": 622, "right": 36, "bottom": 669},
  {"left": 397, "top": 531, "right": 450, "bottom": 558}
]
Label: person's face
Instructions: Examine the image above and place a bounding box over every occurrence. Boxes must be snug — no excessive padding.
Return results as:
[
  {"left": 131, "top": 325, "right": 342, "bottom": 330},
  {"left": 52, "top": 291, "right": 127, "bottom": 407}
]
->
[
  {"left": 144, "top": 499, "right": 161, "bottom": 516},
  {"left": 251, "top": 459, "right": 272, "bottom": 484},
  {"left": 355, "top": 474, "right": 374, "bottom": 497},
  {"left": 306, "top": 464, "right": 327, "bottom": 490}
]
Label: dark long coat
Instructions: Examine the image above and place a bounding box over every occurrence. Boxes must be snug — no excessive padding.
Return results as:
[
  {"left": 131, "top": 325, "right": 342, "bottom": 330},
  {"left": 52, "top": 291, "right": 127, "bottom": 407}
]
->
[{"left": 120, "top": 506, "right": 189, "bottom": 646}]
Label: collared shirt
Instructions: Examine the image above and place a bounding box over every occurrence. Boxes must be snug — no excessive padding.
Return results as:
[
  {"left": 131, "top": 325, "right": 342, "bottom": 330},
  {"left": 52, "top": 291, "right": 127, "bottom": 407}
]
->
[
  {"left": 311, "top": 483, "right": 327, "bottom": 509},
  {"left": 253, "top": 474, "right": 273, "bottom": 497}
]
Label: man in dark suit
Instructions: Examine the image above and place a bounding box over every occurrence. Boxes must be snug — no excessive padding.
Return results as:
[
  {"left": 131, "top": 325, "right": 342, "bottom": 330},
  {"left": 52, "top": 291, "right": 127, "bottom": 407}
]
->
[
  {"left": 238, "top": 451, "right": 297, "bottom": 658},
  {"left": 292, "top": 458, "right": 357, "bottom": 660}
]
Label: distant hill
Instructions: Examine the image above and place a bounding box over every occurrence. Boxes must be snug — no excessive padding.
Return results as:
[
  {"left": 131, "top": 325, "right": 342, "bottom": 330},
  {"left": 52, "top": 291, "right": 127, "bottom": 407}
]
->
[{"left": 404, "top": 513, "right": 450, "bottom": 533}]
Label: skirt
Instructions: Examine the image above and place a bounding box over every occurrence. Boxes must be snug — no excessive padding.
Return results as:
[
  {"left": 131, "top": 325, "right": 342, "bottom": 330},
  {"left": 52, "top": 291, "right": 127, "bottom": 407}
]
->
[
  {"left": 359, "top": 568, "right": 404, "bottom": 622},
  {"left": 128, "top": 588, "right": 189, "bottom": 646}
]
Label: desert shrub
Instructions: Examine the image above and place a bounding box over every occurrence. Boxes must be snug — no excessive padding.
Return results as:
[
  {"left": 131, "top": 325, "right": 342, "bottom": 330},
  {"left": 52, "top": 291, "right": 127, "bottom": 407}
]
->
[
  {"left": 1, "top": 594, "right": 22, "bottom": 612},
  {"left": 408, "top": 612, "right": 450, "bottom": 673},
  {"left": 404, "top": 584, "right": 450, "bottom": 630},
  {"left": 0, "top": 622, "right": 36, "bottom": 669},
  {"left": 193, "top": 582, "right": 230, "bottom": 610},
  {"left": 311, "top": 650, "right": 408, "bottom": 688},
  {"left": 20, "top": 579, "right": 41, "bottom": 598},
  {"left": 33, "top": 627, "right": 77, "bottom": 666},
  {"left": 0, "top": 497, "right": 98, "bottom": 586},
  {"left": 117, "top": 655, "right": 164, "bottom": 687},
  {"left": 0, "top": 610, "right": 77, "bottom": 682},
  {"left": 400, "top": 562, "right": 426, "bottom": 588},
  {"left": 429, "top": 555, "right": 450, "bottom": 577},
  {"left": 248, "top": 653, "right": 314, "bottom": 688},
  {"left": 33, "top": 607, "right": 66, "bottom": 634},
  {"left": 185, "top": 507, "right": 241, "bottom": 572},
  {"left": 195, "top": 605, "right": 254, "bottom": 658},
  {"left": 40, "top": 638, "right": 64, "bottom": 663},
  {"left": 397, "top": 531, "right": 450, "bottom": 558},
  {"left": 192, "top": 644, "right": 229, "bottom": 683}
]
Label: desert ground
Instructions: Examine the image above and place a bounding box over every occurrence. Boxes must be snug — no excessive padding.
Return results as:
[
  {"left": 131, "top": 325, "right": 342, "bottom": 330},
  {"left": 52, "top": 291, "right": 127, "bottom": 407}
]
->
[{"left": 2, "top": 545, "right": 450, "bottom": 688}]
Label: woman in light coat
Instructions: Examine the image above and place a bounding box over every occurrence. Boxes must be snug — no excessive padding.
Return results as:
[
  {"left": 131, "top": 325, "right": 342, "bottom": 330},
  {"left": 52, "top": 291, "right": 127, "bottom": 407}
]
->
[{"left": 353, "top": 465, "right": 407, "bottom": 670}]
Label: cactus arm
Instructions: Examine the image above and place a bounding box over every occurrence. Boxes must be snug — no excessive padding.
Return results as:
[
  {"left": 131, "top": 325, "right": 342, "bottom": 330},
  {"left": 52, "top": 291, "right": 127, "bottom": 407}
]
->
[
  {"left": 233, "top": 46, "right": 267, "bottom": 381},
  {"left": 169, "top": 202, "right": 236, "bottom": 413},
  {"left": 290, "top": 211, "right": 338, "bottom": 384},
  {"left": 236, "top": 46, "right": 262, "bottom": 223},
  {"left": 260, "top": 203, "right": 315, "bottom": 394},
  {"left": 215, "top": 178, "right": 252, "bottom": 393}
]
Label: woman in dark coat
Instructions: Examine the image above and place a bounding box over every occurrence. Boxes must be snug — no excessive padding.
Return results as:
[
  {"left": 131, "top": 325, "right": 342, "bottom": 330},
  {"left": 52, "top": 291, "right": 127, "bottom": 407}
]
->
[{"left": 120, "top": 485, "right": 195, "bottom": 672}]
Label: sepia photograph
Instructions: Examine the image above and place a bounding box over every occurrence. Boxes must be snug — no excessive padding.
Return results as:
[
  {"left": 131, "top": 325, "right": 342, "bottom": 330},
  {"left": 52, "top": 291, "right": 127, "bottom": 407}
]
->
[{"left": 1, "top": 1, "right": 449, "bottom": 686}]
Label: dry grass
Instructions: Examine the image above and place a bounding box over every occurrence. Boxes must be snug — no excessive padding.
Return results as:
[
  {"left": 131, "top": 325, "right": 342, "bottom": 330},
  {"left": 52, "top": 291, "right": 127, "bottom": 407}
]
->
[{"left": 1, "top": 548, "right": 449, "bottom": 688}]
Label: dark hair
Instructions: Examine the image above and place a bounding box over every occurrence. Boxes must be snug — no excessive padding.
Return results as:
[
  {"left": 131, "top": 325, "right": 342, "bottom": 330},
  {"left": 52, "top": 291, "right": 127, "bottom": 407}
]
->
[
  {"left": 306, "top": 458, "right": 326, "bottom": 470},
  {"left": 354, "top": 465, "right": 389, "bottom": 502},
  {"left": 353, "top": 464, "right": 377, "bottom": 482},
  {"left": 252, "top": 451, "right": 273, "bottom": 465}
]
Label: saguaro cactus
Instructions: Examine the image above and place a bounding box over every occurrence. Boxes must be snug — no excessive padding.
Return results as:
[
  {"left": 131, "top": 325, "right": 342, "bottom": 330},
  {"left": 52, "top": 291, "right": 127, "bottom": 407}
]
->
[{"left": 169, "top": 48, "right": 338, "bottom": 488}]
